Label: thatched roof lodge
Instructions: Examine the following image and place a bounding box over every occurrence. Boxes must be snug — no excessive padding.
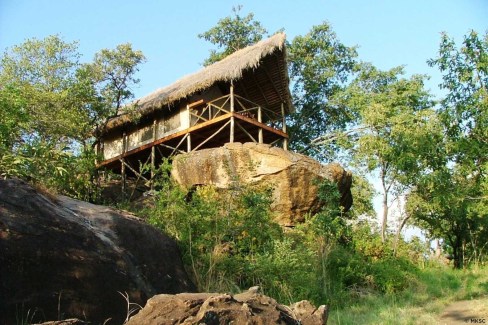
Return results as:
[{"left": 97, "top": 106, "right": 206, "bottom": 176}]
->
[{"left": 97, "top": 33, "right": 293, "bottom": 180}]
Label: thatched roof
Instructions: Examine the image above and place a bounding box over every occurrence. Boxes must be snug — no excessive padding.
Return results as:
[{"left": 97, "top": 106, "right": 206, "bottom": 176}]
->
[{"left": 103, "top": 33, "right": 291, "bottom": 133}]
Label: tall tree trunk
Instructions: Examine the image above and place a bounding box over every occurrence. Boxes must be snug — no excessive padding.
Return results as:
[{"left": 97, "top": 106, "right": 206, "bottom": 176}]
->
[
  {"left": 394, "top": 215, "right": 410, "bottom": 255},
  {"left": 451, "top": 235, "right": 463, "bottom": 269},
  {"left": 380, "top": 171, "right": 389, "bottom": 243}
]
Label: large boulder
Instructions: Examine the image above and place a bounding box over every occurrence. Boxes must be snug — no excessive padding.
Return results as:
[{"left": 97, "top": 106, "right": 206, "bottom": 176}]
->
[
  {"left": 172, "top": 142, "right": 352, "bottom": 226},
  {"left": 126, "top": 287, "right": 328, "bottom": 325},
  {"left": 0, "top": 178, "right": 195, "bottom": 325}
]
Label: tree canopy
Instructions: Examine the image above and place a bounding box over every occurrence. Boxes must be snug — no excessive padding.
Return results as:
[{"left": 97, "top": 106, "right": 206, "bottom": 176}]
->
[
  {"left": 198, "top": 5, "right": 268, "bottom": 66},
  {"left": 0, "top": 35, "right": 145, "bottom": 199},
  {"left": 287, "top": 22, "right": 358, "bottom": 160},
  {"left": 407, "top": 30, "right": 488, "bottom": 268}
]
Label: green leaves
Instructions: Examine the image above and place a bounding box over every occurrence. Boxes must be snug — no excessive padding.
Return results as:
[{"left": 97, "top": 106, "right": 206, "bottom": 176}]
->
[
  {"left": 406, "top": 31, "right": 488, "bottom": 268},
  {"left": 287, "top": 22, "right": 359, "bottom": 160},
  {"left": 0, "top": 35, "right": 84, "bottom": 143},
  {"left": 198, "top": 5, "right": 267, "bottom": 66},
  {"left": 0, "top": 35, "right": 146, "bottom": 146},
  {"left": 90, "top": 43, "right": 146, "bottom": 112},
  {"left": 0, "top": 35, "right": 145, "bottom": 200}
]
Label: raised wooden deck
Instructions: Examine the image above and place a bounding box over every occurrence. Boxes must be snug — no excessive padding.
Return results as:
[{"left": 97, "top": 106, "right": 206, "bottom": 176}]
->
[{"left": 97, "top": 111, "right": 288, "bottom": 173}]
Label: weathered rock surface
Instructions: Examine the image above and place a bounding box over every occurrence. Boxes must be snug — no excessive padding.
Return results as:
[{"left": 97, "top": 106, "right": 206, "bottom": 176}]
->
[
  {"left": 0, "top": 178, "right": 195, "bottom": 325},
  {"left": 126, "top": 287, "right": 328, "bottom": 325},
  {"left": 172, "top": 142, "right": 352, "bottom": 226}
]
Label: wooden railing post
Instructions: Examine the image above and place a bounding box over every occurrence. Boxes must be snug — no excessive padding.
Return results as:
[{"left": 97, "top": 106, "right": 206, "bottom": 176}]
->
[
  {"left": 230, "top": 82, "right": 235, "bottom": 143},
  {"left": 121, "top": 131, "right": 127, "bottom": 195},
  {"left": 281, "top": 103, "right": 288, "bottom": 150},
  {"left": 151, "top": 119, "right": 157, "bottom": 189},
  {"left": 187, "top": 104, "right": 192, "bottom": 151},
  {"left": 258, "top": 106, "right": 263, "bottom": 144}
]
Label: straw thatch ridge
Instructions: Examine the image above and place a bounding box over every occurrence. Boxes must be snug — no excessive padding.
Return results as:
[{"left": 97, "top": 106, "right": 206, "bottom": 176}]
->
[{"left": 104, "top": 33, "right": 288, "bottom": 132}]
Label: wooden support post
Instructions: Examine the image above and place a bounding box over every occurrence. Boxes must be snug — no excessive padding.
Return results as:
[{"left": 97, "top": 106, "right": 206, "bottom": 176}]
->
[
  {"left": 230, "top": 81, "right": 235, "bottom": 143},
  {"left": 120, "top": 159, "right": 150, "bottom": 183},
  {"left": 151, "top": 119, "right": 157, "bottom": 189},
  {"left": 281, "top": 103, "right": 288, "bottom": 151},
  {"left": 187, "top": 133, "right": 192, "bottom": 152},
  {"left": 95, "top": 141, "right": 101, "bottom": 166},
  {"left": 186, "top": 103, "right": 192, "bottom": 152},
  {"left": 121, "top": 131, "right": 127, "bottom": 195},
  {"left": 258, "top": 106, "right": 263, "bottom": 144}
]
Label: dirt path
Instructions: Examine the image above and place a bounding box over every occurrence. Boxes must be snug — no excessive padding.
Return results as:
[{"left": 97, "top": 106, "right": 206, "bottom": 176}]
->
[{"left": 439, "top": 297, "right": 488, "bottom": 325}]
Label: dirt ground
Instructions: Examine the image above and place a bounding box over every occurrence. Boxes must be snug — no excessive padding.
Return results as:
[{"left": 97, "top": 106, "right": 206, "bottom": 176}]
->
[{"left": 439, "top": 297, "right": 488, "bottom": 325}]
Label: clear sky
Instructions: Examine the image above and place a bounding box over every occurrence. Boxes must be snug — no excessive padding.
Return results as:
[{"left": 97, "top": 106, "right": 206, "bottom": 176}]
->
[{"left": 1, "top": 0, "right": 487, "bottom": 100}]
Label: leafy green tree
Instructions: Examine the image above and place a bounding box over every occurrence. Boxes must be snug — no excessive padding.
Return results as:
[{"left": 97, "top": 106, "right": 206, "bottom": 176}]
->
[
  {"left": 287, "top": 22, "right": 359, "bottom": 160},
  {"left": 198, "top": 5, "right": 267, "bottom": 66},
  {"left": 0, "top": 35, "right": 85, "bottom": 143},
  {"left": 0, "top": 35, "right": 145, "bottom": 200},
  {"left": 407, "top": 30, "right": 488, "bottom": 268},
  {"left": 77, "top": 43, "right": 146, "bottom": 142},
  {"left": 349, "top": 173, "right": 376, "bottom": 219},
  {"left": 329, "top": 64, "right": 439, "bottom": 242},
  {"left": 428, "top": 30, "right": 487, "bottom": 166},
  {"left": 0, "top": 35, "right": 146, "bottom": 146},
  {"left": 407, "top": 166, "right": 488, "bottom": 268},
  {"left": 0, "top": 85, "right": 28, "bottom": 150}
]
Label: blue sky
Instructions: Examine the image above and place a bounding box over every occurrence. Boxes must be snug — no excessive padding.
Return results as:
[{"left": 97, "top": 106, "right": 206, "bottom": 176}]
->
[{"left": 1, "top": 0, "right": 486, "bottom": 100}]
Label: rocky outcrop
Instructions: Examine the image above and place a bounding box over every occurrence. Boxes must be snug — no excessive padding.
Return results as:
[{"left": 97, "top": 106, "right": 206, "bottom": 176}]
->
[
  {"left": 172, "top": 142, "right": 352, "bottom": 226},
  {"left": 126, "top": 287, "right": 328, "bottom": 325},
  {"left": 0, "top": 178, "right": 195, "bottom": 325}
]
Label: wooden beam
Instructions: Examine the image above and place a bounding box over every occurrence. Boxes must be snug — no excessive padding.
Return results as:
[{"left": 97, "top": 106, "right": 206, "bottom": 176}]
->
[
  {"left": 251, "top": 73, "right": 270, "bottom": 108},
  {"left": 171, "top": 133, "right": 188, "bottom": 157},
  {"left": 119, "top": 159, "right": 150, "bottom": 182},
  {"left": 121, "top": 131, "right": 127, "bottom": 195},
  {"left": 156, "top": 144, "right": 164, "bottom": 157},
  {"left": 230, "top": 82, "right": 235, "bottom": 143},
  {"left": 282, "top": 103, "right": 288, "bottom": 151},
  {"left": 158, "top": 142, "right": 186, "bottom": 155},
  {"left": 192, "top": 120, "right": 231, "bottom": 152},
  {"left": 238, "top": 79, "right": 252, "bottom": 100},
  {"left": 234, "top": 113, "right": 289, "bottom": 138},
  {"left": 188, "top": 99, "right": 205, "bottom": 109},
  {"left": 151, "top": 118, "right": 157, "bottom": 186},
  {"left": 258, "top": 107, "right": 263, "bottom": 143},
  {"left": 262, "top": 64, "right": 284, "bottom": 103},
  {"left": 235, "top": 121, "right": 257, "bottom": 143},
  {"left": 270, "top": 138, "right": 281, "bottom": 146},
  {"left": 187, "top": 133, "right": 192, "bottom": 152}
]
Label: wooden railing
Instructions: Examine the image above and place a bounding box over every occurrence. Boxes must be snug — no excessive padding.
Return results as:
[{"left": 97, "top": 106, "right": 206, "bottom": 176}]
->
[{"left": 189, "top": 94, "right": 281, "bottom": 127}]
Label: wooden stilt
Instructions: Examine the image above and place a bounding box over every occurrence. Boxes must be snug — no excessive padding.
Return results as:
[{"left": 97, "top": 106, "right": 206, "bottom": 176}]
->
[
  {"left": 171, "top": 133, "right": 188, "bottom": 156},
  {"left": 258, "top": 106, "right": 263, "bottom": 144},
  {"left": 230, "top": 81, "right": 235, "bottom": 143},
  {"left": 121, "top": 131, "right": 127, "bottom": 195},
  {"left": 281, "top": 103, "right": 288, "bottom": 150},
  {"left": 119, "top": 159, "right": 150, "bottom": 183},
  {"left": 151, "top": 119, "right": 157, "bottom": 189}
]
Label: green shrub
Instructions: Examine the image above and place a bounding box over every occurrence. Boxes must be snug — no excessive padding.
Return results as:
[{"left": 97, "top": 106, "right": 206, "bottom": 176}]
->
[
  {"left": 146, "top": 173, "right": 428, "bottom": 310},
  {"left": 0, "top": 140, "right": 100, "bottom": 201}
]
